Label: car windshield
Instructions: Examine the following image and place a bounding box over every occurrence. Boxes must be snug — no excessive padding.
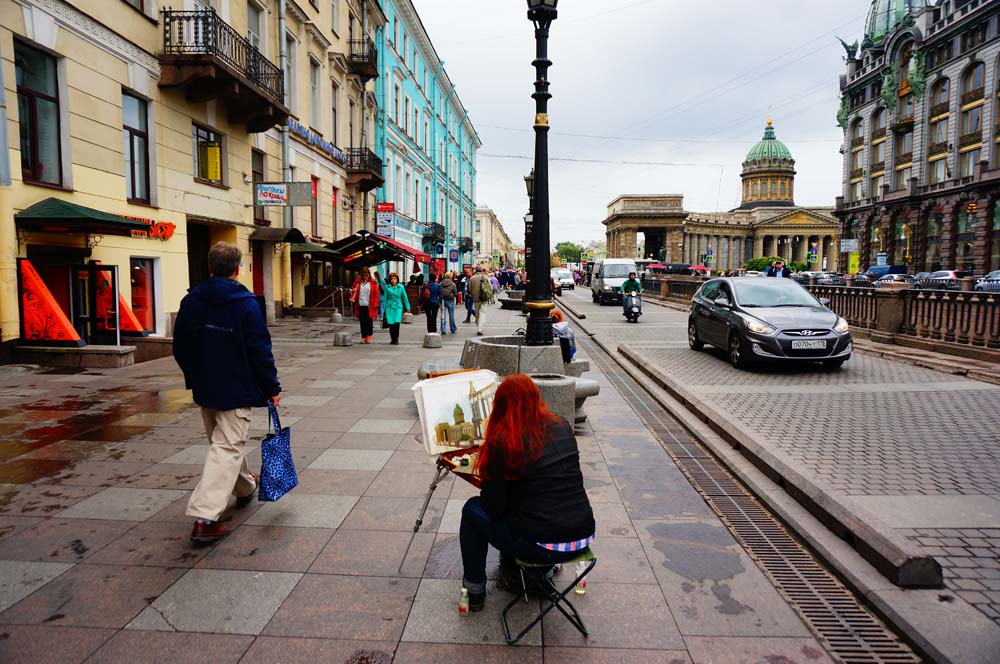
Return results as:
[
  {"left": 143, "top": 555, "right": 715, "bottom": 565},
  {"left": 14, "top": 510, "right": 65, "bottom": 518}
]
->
[
  {"left": 986, "top": 271, "right": 1000, "bottom": 279},
  {"left": 555, "top": 270, "right": 572, "bottom": 279},
  {"left": 733, "top": 281, "right": 820, "bottom": 308},
  {"left": 603, "top": 265, "right": 635, "bottom": 278}
]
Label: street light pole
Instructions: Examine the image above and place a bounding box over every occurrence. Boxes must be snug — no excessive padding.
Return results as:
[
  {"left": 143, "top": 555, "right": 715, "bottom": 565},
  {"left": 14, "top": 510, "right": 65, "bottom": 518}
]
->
[{"left": 525, "top": 0, "right": 558, "bottom": 346}]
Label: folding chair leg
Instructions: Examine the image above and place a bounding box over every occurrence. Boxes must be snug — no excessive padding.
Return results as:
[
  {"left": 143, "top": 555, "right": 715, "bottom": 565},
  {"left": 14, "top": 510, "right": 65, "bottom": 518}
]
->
[{"left": 501, "top": 559, "right": 596, "bottom": 645}]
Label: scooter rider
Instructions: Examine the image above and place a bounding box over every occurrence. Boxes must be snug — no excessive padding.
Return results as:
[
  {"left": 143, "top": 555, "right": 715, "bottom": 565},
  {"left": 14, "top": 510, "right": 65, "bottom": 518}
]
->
[{"left": 621, "top": 272, "right": 643, "bottom": 317}]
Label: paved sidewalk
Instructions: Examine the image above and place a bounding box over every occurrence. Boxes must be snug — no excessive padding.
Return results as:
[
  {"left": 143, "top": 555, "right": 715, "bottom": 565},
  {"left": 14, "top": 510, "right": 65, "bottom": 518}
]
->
[
  {"left": 558, "top": 288, "right": 1000, "bottom": 640},
  {"left": 0, "top": 302, "right": 835, "bottom": 663}
]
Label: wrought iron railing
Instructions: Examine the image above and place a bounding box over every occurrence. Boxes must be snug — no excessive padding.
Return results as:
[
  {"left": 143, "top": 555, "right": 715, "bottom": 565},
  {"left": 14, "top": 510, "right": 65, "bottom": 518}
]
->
[
  {"left": 930, "top": 101, "right": 950, "bottom": 117},
  {"left": 162, "top": 10, "right": 283, "bottom": 103},
  {"left": 901, "top": 290, "right": 999, "bottom": 348},
  {"left": 872, "top": 128, "right": 887, "bottom": 141},
  {"left": 806, "top": 286, "right": 879, "bottom": 330},
  {"left": 851, "top": 168, "right": 864, "bottom": 180},
  {"left": 961, "top": 88, "right": 985, "bottom": 105},
  {"left": 348, "top": 39, "right": 378, "bottom": 73},
  {"left": 345, "top": 147, "right": 383, "bottom": 175},
  {"left": 928, "top": 141, "right": 949, "bottom": 156},
  {"left": 870, "top": 160, "right": 886, "bottom": 173},
  {"left": 851, "top": 137, "right": 865, "bottom": 148},
  {"left": 897, "top": 151, "right": 913, "bottom": 164},
  {"left": 459, "top": 236, "right": 474, "bottom": 252},
  {"left": 959, "top": 132, "right": 982, "bottom": 148},
  {"left": 424, "top": 223, "right": 445, "bottom": 242}
]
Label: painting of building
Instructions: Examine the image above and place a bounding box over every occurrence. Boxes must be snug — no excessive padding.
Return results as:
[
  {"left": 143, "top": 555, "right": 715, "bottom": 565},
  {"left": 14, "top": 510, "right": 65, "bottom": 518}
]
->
[{"left": 414, "top": 370, "right": 500, "bottom": 456}]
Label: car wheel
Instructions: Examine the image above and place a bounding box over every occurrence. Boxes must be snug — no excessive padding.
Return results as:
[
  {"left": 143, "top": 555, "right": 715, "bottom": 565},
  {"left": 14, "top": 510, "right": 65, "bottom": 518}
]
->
[
  {"left": 688, "top": 321, "right": 704, "bottom": 351},
  {"left": 823, "top": 358, "right": 846, "bottom": 369},
  {"left": 728, "top": 333, "right": 751, "bottom": 370}
]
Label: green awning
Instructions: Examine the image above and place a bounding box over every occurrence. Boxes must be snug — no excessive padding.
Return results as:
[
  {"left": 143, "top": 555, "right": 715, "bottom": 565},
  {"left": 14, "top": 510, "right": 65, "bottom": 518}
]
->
[
  {"left": 15, "top": 198, "right": 152, "bottom": 237},
  {"left": 291, "top": 242, "right": 339, "bottom": 261}
]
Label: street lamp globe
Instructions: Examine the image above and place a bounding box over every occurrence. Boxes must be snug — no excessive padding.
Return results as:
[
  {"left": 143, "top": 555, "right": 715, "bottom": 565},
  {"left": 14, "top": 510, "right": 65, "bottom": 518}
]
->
[{"left": 524, "top": 170, "right": 535, "bottom": 198}]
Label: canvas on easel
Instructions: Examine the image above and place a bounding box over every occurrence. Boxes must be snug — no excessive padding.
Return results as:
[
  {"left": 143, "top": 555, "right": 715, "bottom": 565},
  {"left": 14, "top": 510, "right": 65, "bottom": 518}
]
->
[{"left": 412, "top": 369, "right": 499, "bottom": 457}]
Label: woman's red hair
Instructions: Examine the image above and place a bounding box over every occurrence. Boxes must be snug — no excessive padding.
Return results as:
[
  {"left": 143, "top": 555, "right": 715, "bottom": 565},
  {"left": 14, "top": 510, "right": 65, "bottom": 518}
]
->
[{"left": 475, "top": 374, "right": 557, "bottom": 480}]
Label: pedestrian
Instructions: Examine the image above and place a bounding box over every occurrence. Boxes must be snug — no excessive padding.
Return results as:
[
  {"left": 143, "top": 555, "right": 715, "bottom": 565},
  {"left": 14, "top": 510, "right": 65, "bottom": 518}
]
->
[
  {"left": 765, "top": 260, "right": 792, "bottom": 278},
  {"left": 376, "top": 272, "right": 410, "bottom": 345},
  {"left": 439, "top": 271, "right": 458, "bottom": 334},
  {"left": 459, "top": 374, "right": 595, "bottom": 612},
  {"left": 409, "top": 268, "right": 424, "bottom": 287},
  {"left": 488, "top": 270, "right": 500, "bottom": 297},
  {"left": 460, "top": 266, "right": 474, "bottom": 324},
  {"left": 172, "top": 242, "right": 281, "bottom": 544},
  {"left": 350, "top": 266, "right": 380, "bottom": 344},
  {"left": 422, "top": 274, "right": 442, "bottom": 333},
  {"left": 513, "top": 270, "right": 522, "bottom": 290},
  {"left": 375, "top": 270, "right": 387, "bottom": 328},
  {"left": 551, "top": 310, "right": 576, "bottom": 359},
  {"left": 469, "top": 266, "right": 492, "bottom": 336}
]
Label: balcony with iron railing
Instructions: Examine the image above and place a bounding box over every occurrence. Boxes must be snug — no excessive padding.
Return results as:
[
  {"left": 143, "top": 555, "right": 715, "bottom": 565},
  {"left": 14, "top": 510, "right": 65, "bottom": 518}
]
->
[
  {"left": 347, "top": 39, "right": 378, "bottom": 79},
  {"left": 159, "top": 9, "right": 287, "bottom": 132},
  {"left": 930, "top": 102, "right": 950, "bottom": 118},
  {"left": 345, "top": 148, "right": 384, "bottom": 193},
  {"left": 424, "top": 223, "right": 446, "bottom": 242},
  {"left": 961, "top": 88, "right": 985, "bottom": 105},
  {"left": 459, "top": 237, "right": 474, "bottom": 252},
  {"left": 960, "top": 132, "right": 983, "bottom": 149}
]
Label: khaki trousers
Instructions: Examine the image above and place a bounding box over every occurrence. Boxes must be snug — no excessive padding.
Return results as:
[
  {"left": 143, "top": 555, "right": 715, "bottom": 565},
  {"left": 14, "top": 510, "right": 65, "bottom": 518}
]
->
[
  {"left": 474, "top": 301, "right": 488, "bottom": 333},
  {"left": 186, "top": 407, "right": 256, "bottom": 521}
]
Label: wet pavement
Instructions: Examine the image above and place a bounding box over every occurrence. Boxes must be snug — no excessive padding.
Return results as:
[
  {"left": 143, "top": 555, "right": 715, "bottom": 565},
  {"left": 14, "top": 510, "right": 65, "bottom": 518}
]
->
[{"left": 0, "top": 302, "right": 836, "bottom": 663}]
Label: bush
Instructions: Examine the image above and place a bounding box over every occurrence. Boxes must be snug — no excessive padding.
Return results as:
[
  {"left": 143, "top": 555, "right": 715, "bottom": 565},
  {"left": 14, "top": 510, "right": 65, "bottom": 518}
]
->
[{"left": 744, "top": 256, "right": 787, "bottom": 271}]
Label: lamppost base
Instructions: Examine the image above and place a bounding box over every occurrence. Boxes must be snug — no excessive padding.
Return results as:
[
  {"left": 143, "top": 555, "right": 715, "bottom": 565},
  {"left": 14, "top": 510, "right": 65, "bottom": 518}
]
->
[{"left": 525, "top": 310, "right": 554, "bottom": 346}]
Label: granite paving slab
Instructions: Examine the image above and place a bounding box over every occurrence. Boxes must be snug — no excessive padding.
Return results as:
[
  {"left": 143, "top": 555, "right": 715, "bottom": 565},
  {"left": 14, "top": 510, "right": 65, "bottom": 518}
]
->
[
  {"left": 347, "top": 419, "right": 415, "bottom": 434},
  {"left": 308, "top": 448, "right": 393, "bottom": 471},
  {"left": 240, "top": 637, "right": 397, "bottom": 664},
  {"left": 310, "top": 529, "right": 435, "bottom": 577},
  {"left": 84, "top": 631, "right": 254, "bottom": 664},
  {"left": 196, "top": 525, "right": 332, "bottom": 572},
  {"left": 86, "top": 519, "right": 210, "bottom": 567},
  {"left": 55, "top": 487, "right": 188, "bottom": 521},
  {"left": 0, "top": 624, "right": 116, "bottom": 664},
  {"left": 682, "top": 636, "right": 836, "bottom": 664},
  {"left": 0, "top": 560, "right": 74, "bottom": 612},
  {"left": 127, "top": 569, "right": 302, "bottom": 635},
  {"left": 0, "top": 518, "right": 135, "bottom": 563},
  {"left": 394, "top": 642, "right": 544, "bottom": 663},
  {"left": 244, "top": 494, "right": 359, "bottom": 529}
]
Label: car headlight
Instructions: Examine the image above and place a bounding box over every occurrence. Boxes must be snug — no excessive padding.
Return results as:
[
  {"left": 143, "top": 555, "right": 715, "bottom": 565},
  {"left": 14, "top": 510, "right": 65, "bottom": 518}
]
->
[
  {"left": 834, "top": 317, "right": 850, "bottom": 333},
  {"left": 744, "top": 319, "right": 776, "bottom": 335},
  {"left": 603, "top": 286, "right": 612, "bottom": 291}
]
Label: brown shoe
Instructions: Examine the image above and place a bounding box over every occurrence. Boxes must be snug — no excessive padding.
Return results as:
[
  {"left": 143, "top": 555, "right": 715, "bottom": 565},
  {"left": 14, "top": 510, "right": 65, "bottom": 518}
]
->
[
  {"left": 236, "top": 473, "right": 259, "bottom": 508},
  {"left": 190, "top": 520, "right": 228, "bottom": 544}
]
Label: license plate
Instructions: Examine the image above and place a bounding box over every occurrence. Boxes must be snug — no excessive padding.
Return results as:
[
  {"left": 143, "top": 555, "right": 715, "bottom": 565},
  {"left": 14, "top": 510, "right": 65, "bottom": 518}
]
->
[{"left": 791, "top": 340, "right": 827, "bottom": 350}]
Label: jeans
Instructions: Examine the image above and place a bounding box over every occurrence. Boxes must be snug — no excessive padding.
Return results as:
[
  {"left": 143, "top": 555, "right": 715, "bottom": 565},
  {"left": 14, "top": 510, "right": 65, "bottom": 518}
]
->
[
  {"left": 441, "top": 300, "right": 457, "bottom": 333},
  {"left": 358, "top": 306, "right": 373, "bottom": 338},
  {"left": 459, "top": 497, "right": 580, "bottom": 593},
  {"left": 425, "top": 303, "right": 440, "bottom": 333},
  {"left": 464, "top": 295, "right": 474, "bottom": 322}
]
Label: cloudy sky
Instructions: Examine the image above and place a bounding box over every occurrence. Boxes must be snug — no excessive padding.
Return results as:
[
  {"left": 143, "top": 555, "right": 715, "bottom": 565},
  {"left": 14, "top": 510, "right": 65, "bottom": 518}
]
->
[{"left": 414, "top": 0, "right": 874, "bottom": 246}]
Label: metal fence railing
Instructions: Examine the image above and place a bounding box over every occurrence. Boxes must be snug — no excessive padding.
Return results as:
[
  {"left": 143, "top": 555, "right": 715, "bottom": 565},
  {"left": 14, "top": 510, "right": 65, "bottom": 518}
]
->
[
  {"left": 901, "top": 290, "right": 1000, "bottom": 348},
  {"left": 162, "top": 9, "right": 284, "bottom": 103},
  {"left": 806, "top": 285, "right": 879, "bottom": 330}
]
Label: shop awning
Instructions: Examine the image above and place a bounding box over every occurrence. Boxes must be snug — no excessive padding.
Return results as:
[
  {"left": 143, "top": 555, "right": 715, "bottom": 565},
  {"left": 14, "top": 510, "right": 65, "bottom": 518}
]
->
[
  {"left": 248, "top": 226, "right": 306, "bottom": 243},
  {"left": 326, "top": 231, "right": 430, "bottom": 267},
  {"left": 15, "top": 198, "right": 152, "bottom": 237},
  {"left": 290, "top": 242, "right": 339, "bottom": 261}
]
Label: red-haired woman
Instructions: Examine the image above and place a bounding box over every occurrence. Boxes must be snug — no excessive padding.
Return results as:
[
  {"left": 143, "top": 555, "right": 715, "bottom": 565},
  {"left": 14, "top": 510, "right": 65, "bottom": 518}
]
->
[{"left": 460, "top": 374, "right": 595, "bottom": 611}]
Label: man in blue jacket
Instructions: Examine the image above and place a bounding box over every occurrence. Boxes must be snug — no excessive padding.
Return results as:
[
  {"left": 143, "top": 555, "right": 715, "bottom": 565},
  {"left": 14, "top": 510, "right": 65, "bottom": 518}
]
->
[{"left": 173, "top": 242, "right": 281, "bottom": 543}]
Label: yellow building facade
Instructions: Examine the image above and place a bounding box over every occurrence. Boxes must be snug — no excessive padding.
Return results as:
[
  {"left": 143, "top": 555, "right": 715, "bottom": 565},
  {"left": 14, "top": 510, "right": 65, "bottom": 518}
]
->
[
  {"left": 474, "top": 206, "right": 514, "bottom": 269},
  {"left": 1, "top": 0, "right": 383, "bottom": 347}
]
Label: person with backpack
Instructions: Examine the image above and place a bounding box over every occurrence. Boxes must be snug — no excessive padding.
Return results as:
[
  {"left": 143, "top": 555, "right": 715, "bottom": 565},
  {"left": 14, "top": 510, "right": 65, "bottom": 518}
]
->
[
  {"left": 422, "top": 274, "right": 442, "bottom": 333},
  {"left": 469, "top": 266, "right": 492, "bottom": 336},
  {"left": 439, "top": 271, "right": 458, "bottom": 335}
]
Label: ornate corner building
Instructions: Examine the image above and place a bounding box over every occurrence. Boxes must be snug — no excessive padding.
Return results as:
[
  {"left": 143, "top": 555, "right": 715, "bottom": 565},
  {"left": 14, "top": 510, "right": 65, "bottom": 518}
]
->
[
  {"left": 604, "top": 122, "right": 839, "bottom": 271},
  {"left": 835, "top": 0, "right": 1000, "bottom": 274}
]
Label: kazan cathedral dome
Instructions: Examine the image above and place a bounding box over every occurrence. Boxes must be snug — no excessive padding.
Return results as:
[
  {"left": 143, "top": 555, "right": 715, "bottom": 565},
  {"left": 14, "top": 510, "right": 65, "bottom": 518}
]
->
[{"left": 739, "top": 120, "right": 796, "bottom": 210}]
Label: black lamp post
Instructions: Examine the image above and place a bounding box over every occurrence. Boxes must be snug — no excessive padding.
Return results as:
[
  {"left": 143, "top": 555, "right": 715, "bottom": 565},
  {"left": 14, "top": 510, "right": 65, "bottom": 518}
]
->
[{"left": 525, "top": 0, "right": 557, "bottom": 346}]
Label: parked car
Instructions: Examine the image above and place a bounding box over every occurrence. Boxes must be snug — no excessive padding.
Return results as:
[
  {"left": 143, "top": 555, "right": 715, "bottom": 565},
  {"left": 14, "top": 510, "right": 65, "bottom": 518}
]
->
[
  {"left": 865, "top": 264, "right": 909, "bottom": 279},
  {"left": 914, "top": 270, "right": 967, "bottom": 290},
  {"left": 851, "top": 274, "right": 873, "bottom": 287},
  {"left": 551, "top": 268, "right": 574, "bottom": 291},
  {"left": 975, "top": 270, "right": 1000, "bottom": 292},
  {"left": 815, "top": 272, "right": 845, "bottom": 285},
  {"left": 591, "top": 258, "right": 638, "bottom": 305},
  {"left": 688, "top": 277, "right": 852, "bottom": 370},
  {"left": 873, "top": 274, "right": 915, "bottom": 288}
]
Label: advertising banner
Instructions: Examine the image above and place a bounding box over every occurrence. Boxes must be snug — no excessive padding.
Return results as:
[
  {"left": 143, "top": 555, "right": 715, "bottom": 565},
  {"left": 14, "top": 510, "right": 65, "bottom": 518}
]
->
[
  {"left": 848, "top": 252, "right": 860, "bottom": 274},
  {"left": 255, "top": 183, "right": 313, "bottom": 207},
  {"left": 840, "top": 238, "right": 860, "bottom": 253}
]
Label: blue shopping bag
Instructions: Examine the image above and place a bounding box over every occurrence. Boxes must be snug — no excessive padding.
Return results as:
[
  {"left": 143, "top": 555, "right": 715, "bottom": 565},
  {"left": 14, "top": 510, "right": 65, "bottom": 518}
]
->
[{"left": 259, "top": 402, "right": 298, "bottom": 501}]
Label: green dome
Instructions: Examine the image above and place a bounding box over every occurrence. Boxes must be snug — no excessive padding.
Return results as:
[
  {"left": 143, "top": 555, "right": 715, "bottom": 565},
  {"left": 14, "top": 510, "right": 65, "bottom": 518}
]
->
[
  {"left": 745, "top": 121, "right": 793, "bottom": 163},
  {"left": 865, "top": 0, "right": 928, "bottom": 44}
]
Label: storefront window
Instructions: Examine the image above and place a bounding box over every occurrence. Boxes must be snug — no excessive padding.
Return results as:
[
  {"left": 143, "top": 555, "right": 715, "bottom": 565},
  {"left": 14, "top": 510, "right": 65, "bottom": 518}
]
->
[
  {"left": 925, "top": 215, "right": 941, "bottom": 272},
  {"left": 15, "top": 41, "right": 61, "bottom": 186},
  {"left": 991, "top": 206, "right": 1000, "bottom": 271},
  {"left": 958, "top": 211, "right": 976, "bottom": 272},
  {"left": 130, "top": 258, "right": 156, "bottom": 333}
]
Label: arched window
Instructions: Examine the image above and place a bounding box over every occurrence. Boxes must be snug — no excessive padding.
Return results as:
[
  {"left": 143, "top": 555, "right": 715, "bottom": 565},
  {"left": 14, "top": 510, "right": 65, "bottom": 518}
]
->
[
  {"left": 931, "top": 79, "right": 950, "bottom": 114},
  {"left": 780, "top": 181, "right": 786, "bottom": 195},
  {"left": 751, "top": 181, "right": 758, "bottom": 195},
  {"left": 898, "top": 43, "right": 913, "bottom": 95},
  {"left": 962, "top": 62, "right": 985, "bottom": 102},
  {"left": 871, "top": 108, "right": 887, "bottom": 134},
  {"left": 851, "top": 118, "right": 864, "bottom": 143}
]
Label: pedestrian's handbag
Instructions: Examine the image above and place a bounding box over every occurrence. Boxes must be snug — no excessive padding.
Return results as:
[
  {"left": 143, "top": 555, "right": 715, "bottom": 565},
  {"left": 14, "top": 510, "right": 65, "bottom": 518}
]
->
[{"left": 258, "top": 403, "right": 298, "bottom": 502}]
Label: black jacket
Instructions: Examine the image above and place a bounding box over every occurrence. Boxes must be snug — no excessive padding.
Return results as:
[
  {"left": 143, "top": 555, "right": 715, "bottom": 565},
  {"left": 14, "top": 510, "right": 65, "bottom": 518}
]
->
[
  {"left": 766, "top": 266, "right": 793, "bottom": 278},
  {"left": 480, "top": 417, "right": 595, "bottom": 543},
  {"left": 172, "top": 277, "right": 280, "bottom": 411}
]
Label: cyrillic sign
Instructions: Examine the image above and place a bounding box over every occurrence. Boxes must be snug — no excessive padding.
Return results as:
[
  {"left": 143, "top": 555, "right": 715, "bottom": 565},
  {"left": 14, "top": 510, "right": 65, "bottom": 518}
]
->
[{"left": 288, "top": 119, "right": 347, "bottom": 165}]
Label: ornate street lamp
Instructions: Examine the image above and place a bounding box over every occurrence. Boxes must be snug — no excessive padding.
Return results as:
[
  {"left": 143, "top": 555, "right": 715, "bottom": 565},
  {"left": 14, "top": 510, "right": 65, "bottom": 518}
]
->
[{"left": 524, "top": 0, "right": 558, "bottom": 346}]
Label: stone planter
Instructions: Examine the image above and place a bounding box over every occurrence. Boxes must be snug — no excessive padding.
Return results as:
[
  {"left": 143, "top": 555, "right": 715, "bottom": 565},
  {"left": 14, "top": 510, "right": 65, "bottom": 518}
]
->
[{"left": 528, "top": 373, "right": 576, "bottom": 424}]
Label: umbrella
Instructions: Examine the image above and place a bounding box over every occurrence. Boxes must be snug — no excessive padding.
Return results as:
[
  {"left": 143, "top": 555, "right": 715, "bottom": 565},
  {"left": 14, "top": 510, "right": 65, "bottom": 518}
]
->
[
  {"left": 690, "top": 264, "right": 709, "bottom": 271},
  {"left": 646, "top": 263, "right": 666, "bottom": 270}
]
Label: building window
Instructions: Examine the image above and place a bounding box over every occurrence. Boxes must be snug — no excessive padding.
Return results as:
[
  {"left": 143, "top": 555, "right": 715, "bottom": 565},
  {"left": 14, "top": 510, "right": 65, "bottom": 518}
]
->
[
  {"left": 961, "top": 105, "right": 982, "bottom": 137},
  {"left": 899, "top": 94, "right": 914, "bottom": 120},
  {"left": 122, "top": 92, "right": 149, "bottom": 204},
  {"left": 404, "top": 97, "right": 410, "bottom": 134},
  {"left": 252, "top": 148, "right": 266, "bottom": 222},
  {"left": 780, "top": 181, "right": 786, "bottom": 195},
  {"left": 423, "top": 119, "right": 429, "bottom": 150},
  {"left": 192, "top": 124, "right": 224, "bottom": 185},
  {"left": 309, "top": 59, "right": 321, "bottom": 129},
  {"left": 871, "top": 174, "right": 884, "bottom": 199},
  {"left": 872, "top": 107, "right": 886, "bottom": 133},
  {"left": 962, "top": 62, "right": 985, "bottom": 102},
  {"left": 895, "top": 130, "right": 913, "bottom": 162},
  {"left": 348, "top": 99, "right": 355, "bottom": 148},
  {"left": 331, "top": 0, "right": 339, "bottom": 34},
  {"left": 125, "top": 0, "right": 144, "bottom": 11},
  {"left": 929, "top": 118, "right": 948, "bottom": 148},
  {"left": 392, "top": 18, "right": 398, "bottom": 46},
  {"left": 394, "top": 84, "right": 401, "bottom": 123},
  {"left": 282, "top": 35, "right": 296, "bottom": 112},
  {"left": 930, "top": 78, "right": 949, "bottom": 115},
  {"left": 850, "top": 181, "right": 862, "bottom": 202},
  {"left": 330, "top": 82, "right": 339, "bottom": 144},
  {"left": 403, "top": 34, "right": 408, "bottom": 66},
  {"left": 129, "top": 258, "right": 156, "bottom": 333},
  {"left": 894, "top": 166, "right": 911, "bottom": 190},
  {"left": 960, "top": 149, "right": 980, "bottom": 177},
  {"left": 247, "top": 2, "right": 262, "bottom": 50},
  {"left": 928, "top": 157, "right": 947, "bottom": 184},
  {"left": 15, "top": 41, "right": 62, "bottom": 187},
  {"left": 770, "top": 181, "right": 777, "bottom": 195},
  {"left": 311, "top": 175, "right": 320, "bottom": 237},
  {"left": 871, "top": 140, "right": 886, "bottom": 166},
  {"left": 961, "top": 24, "right": 988, "bottom": 53},
  {"left": 332, "top": 185, "right": 339, "bottom": 234},
  {"left": 850, "top": 119, "right": 864, "bottom": 145},
  {"left": 751, "top": 182, "right": 758, "bottom": 195},
  {"left": 851, "top": 149, "right": 863, "bottom": 172}
]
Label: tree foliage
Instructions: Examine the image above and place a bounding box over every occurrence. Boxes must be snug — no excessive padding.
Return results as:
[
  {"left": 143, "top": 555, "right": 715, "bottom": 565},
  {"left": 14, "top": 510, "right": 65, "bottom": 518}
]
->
[
  {"left": 554, "top": 241, "right": 584, "bottom": 262},
  {"left": 743, "top": 256, "right": 808, "bottom": 273}
]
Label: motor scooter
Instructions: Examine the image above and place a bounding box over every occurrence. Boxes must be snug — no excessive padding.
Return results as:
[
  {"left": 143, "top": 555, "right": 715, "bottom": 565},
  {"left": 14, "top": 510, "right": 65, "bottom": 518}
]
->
[{"left": 623, "top": 292, "right": 642, "bottom": 323}]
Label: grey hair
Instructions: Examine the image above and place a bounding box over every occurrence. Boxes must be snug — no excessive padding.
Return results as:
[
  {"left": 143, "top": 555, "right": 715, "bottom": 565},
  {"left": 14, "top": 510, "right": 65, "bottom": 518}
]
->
[{"left": 208, "top": 242, "right": 242, "bottom": 277}]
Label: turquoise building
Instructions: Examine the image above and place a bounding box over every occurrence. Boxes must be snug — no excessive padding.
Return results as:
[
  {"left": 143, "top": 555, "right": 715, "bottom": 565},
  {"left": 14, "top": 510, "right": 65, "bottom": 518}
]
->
[{"left": 374, "top": 0, "right": 481, "bottom": 275}]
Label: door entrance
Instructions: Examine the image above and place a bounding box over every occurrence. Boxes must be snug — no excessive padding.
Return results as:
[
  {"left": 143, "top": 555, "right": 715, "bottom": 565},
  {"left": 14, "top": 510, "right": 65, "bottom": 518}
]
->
[
  {"left": 72, "top": 264, "right": 122, "bottom": 346},
  {"left": 187, "top": 223, "right": 211, "bottom": 287}
]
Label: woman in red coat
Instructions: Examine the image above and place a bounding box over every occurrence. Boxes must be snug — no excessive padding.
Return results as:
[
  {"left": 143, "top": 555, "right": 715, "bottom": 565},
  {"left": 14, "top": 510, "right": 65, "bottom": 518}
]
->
[{"left": 350, "top": 267, "right": 381, "bottom": 344}]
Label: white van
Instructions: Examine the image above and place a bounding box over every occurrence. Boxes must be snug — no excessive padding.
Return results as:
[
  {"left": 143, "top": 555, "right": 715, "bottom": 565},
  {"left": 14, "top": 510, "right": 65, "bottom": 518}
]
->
[{"left": 591, "top": 258, "right": 638, "bottom": 305}]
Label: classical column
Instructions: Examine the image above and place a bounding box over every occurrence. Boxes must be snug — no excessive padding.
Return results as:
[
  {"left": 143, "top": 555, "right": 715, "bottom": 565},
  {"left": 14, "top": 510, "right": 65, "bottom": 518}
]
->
[{"left": 753, "top": 235, "right": 764, "bottom": 259}]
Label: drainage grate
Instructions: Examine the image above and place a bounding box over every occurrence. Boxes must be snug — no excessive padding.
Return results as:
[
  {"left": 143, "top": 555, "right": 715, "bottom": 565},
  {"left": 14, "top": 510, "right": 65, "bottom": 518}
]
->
[{"left": 579, "top": 337, "right": 922, "bottom": 664}]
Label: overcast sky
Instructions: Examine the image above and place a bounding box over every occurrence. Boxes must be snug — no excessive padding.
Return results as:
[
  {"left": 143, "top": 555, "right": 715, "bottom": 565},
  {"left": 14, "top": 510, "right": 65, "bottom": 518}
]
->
[{"left": 414, "top": 0, "right": 874, "bottom": 247}]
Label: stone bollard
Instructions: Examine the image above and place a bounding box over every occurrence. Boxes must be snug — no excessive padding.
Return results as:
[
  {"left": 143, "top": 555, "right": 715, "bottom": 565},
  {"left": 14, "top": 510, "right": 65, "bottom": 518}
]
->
[
  {"left": 808, "top": 275, "right": 817, "bottom": 286},
  {"left": 332, "top": 332, "right": 353, "bottom": 347},
  {"left": 423, "top": 333, "right": 442, "bottom": 349},
  {"left": 961, "top": 277, "right": 975, "bottom": 292},
  {"left": 330, "top": 312, "right": 344, "bottom": 323},
  {"left": 528, "top": 374, "right": 575, "bottom": 424},
  {"left": 845, "top": 276, "right": 855, "bottom": 287},
  {"left": 402, "top": 312, "right": 414, "bottom": 324}
]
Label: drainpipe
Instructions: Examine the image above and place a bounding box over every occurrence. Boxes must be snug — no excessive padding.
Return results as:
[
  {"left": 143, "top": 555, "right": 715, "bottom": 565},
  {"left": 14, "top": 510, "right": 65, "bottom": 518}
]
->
[
  {"left": 279, "top": 0, "right": 292, "bottom": 309},
  {"left": 360, "top": 0, "right": 369, "bottom": 233},
  {"left": 0, "top": 45, "right": 17, "bottom": 344}
]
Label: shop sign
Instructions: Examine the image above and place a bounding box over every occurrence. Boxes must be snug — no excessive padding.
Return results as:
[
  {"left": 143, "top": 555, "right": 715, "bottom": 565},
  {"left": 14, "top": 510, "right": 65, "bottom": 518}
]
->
[
  {"left": 449, "top": 248, "right": 459, "bottom": 262},
  {"left": 876, "top": 252, "right": 888, "bottom": 267},
  {"left": 124, "top": 215, "right": 177, "bottom": 241},
  {"left": 376, "top": 203, "right": 395, "bottom": 213},
  {"left": 376, "top": 202, "right": 394, "bottom": 238},
  {"left": 435, "top": 242, "right": 445, "bottom": 256},
  {"left": 848, "top": 252, "right": 860, "bottom": 274},
  {"left": 840, "top": 238, "right": 859, "bottom": 253},
  {"left": 288, "top": 119, "right": 347, "bottom": 164},
  {"left": 255, "top": 182, "right": 313, "bottom": 207}
]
